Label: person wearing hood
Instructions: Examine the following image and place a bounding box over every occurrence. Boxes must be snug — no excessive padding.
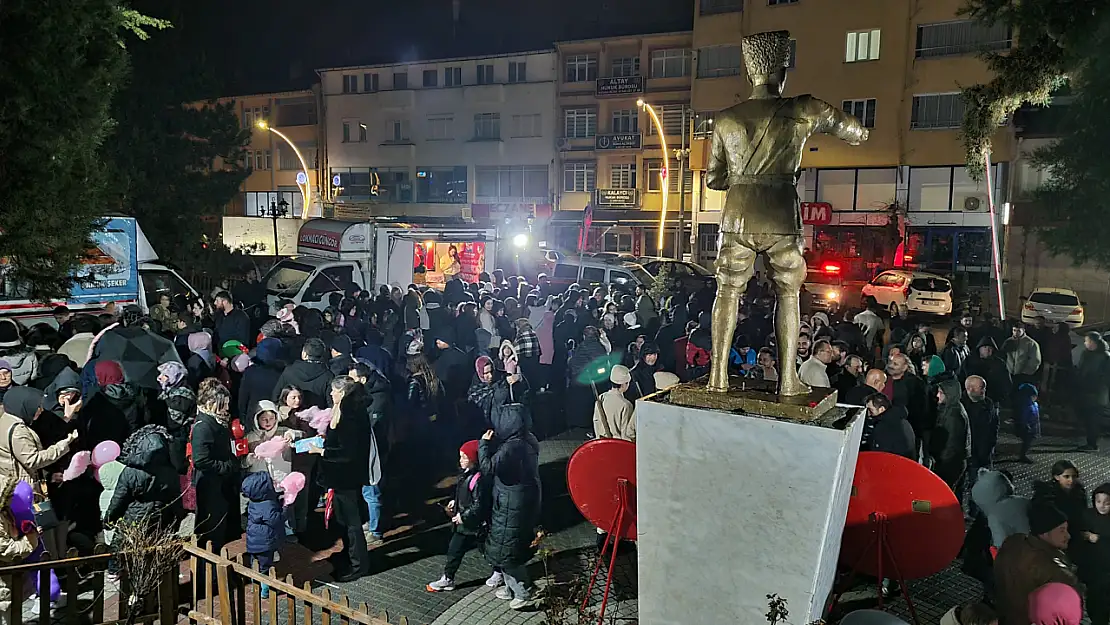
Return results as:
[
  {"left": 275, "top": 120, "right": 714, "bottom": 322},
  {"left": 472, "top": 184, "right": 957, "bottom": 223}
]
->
[
  {"left": 0, "top": 474, "right": 41, "bottom": 614},
  {"left": 0, "top": 319, "right": 38, "bottom": 385},
  {"left": 185, "top": 331, "right": 216, "bottom": 390},
  {"left": 355, "top": 330, "right": 392, "bottom": 378},
  {"left": 243, "top": 400, "right": 302, "bottom": 483},
  {"left": 994, "top": 503, "right": 1079, "bottom": 625},
  {"left": 434, "top": 328, "right": 472, "bottom": 405},
  {"left": 104, "top": 424, "right": 181, "bottom": 533},
  {"left": 931, "top": 376, "right": 970, "bottom": 499},
  {"left": 626, "top": 343, "right": 660, "bottom": 402},
  {"left": 328, "top": 335, "right": 354, "bottom": 377},
  {"left": 241, "top": 471, "right": 283, "bottom": 597},
  {"left": 1079, "top": 483, "right": 1110, "bottom": 625},
  {"left": 941, "top": 326, "right": 971, "bottom": 381},
  {"left": 82, "top": 360, "right": 146, "bottom": 446},
  {"left": 966, "top": 336, "right": 1012, "bottom": 405},
  {"left": 237, "top": 338, "right": 283, "bottom": 425},
  {"left": 1032, "top": 460, "right": 1088, "bottom": 547},
  {"left": 1075, "top": 331, "right": 1110, "bottom": 451},
  {"left": 859, "top": 394, "right": 915, "bottom": 460},
  {"left": 191, "top": 381, "right": 241, "bottom": 554},
  {"left": 1014, "top": 383, "right": 1041, "bottom": 464},
  {"left": 972, "top": 469, "right": 1031, "bottom": 549},
  {"left": 479, "top": 392, "right": 541, "bottom": 611},
  {"left": 156, "top": 361, "right": 195, "bottom": 476},
  {"left": 0, "top": 360, "right": 15, "bottom": 406},
  {"left": 271, "top": 338, "right": 334, "bottom": 410}
]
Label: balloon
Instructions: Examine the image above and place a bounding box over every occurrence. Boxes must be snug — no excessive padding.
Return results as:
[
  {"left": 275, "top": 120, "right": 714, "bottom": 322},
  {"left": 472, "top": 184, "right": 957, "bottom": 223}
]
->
[
  {"left": 91, "top": 440, "right": 121, "bottom": 468},
  {"left": 254, "top": 437, "right": 287, "bottom": 460},
  {"left": 280, "top": 472, "right": 306, "bottom": 507},
  {"left": 8, "top": 482, "right": 60, "bottom": 601},
  {"left": 62, "top": 451, "right": 92, "bottom": 482},
  {"left": 11, "top": 481, "right": 34, "bottom": 522}
]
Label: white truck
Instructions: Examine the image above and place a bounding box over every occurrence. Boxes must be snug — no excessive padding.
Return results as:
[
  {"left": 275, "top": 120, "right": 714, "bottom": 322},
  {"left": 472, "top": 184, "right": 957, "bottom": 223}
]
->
[
  {"left": 0, "top": 216, "right": 199, "bottom": 325},
  {"left": 262, "top": 218, "right": 498, "bottom": 311}
]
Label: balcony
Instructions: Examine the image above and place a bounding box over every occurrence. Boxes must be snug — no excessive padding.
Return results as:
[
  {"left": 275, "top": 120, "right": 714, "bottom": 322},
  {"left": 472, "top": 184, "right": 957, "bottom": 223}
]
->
[{"left": 596, "top": 76, "right": 644, "bottom": 97}]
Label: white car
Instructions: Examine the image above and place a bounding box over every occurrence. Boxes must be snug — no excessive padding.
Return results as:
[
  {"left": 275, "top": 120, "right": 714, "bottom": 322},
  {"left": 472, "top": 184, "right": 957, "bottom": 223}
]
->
[
  {"left": 860, "top": 270, "right": 953, "bottom": 316},
  {"left": 1021, "top": 287, "right": 1085, "bottom": 328}
]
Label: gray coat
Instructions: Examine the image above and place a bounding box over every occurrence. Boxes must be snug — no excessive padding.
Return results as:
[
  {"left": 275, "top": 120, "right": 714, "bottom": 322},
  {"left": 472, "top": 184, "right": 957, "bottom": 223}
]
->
[{"left": 971, "top": 470, "right": 1030, "bottom": 548}]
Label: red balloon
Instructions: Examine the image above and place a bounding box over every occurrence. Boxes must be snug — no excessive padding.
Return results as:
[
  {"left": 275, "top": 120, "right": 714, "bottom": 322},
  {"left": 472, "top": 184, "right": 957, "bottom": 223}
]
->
[
  {"left": 566, "top": 438, "right": 637, "bottom": 541},
  {"left": 839, "top": 451, "right": 965, "bottom": 580}
]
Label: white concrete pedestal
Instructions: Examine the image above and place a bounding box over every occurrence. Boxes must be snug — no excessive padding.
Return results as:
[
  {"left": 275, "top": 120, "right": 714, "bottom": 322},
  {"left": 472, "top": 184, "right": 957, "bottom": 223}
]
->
[{"left": 636, "top": 400, "right": 864, "bottom": 625}]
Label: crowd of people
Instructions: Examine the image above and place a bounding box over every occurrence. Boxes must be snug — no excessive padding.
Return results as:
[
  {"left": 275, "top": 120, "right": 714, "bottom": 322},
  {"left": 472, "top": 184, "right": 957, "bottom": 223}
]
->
[{"left": 0, "top": 263, "right": 1106, "bottom": 621}]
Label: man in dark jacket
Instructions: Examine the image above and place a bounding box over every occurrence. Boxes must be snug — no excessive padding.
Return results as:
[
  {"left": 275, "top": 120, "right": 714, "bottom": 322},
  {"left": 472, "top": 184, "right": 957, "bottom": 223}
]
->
[
  {"left": 106, "top": 425, "right": 181, "bottom": 531},
  {"left": 328, "top": 335, "right": 354, "bottom": 377},
  {"left": 931, "top": 377, "right": 970, "bottom": 501},
  {"left": 940, "top": 326, "right": 971, "bottom": 382},
  {"left": 962, "top": 375, "right": 999, "bottom": 472},
  {"left": 271, "top": 338, "right": 334, "bottom": 409},
  {"left": 886, "top": 353, "right": 928, "bottom": 450},
  {"left": 994, "top": 503, "right": 1079, "bottom": 625},
  {"left": 966, "top": 336, "right": 1012, "bottom": 405},
  {"left": 843, "top": 368, "right": 887, "bottom": 406},
  {"left": 860, "top": 393, "right": 916, "bottom": 459},
  {"left": 213, "top": 291, "right": 252, "bottom": 348},
  {"left": 1075, "top": 331, "right": 1110, "bottom": 451},
  {"left": 238, "top": 338, "right": 284, "bottom": 425}
]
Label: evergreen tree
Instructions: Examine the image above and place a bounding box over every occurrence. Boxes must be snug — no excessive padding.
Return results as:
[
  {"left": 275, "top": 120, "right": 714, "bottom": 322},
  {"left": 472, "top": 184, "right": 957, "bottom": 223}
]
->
[{"left": 0, "top": 0, "right": 164, "bottom": 302}]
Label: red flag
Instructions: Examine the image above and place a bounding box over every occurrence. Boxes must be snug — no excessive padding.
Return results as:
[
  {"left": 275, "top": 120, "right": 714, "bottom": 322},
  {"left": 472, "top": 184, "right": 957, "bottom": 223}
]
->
[{"left": 577, "top": 204, "right": 594, "bottom": 252}]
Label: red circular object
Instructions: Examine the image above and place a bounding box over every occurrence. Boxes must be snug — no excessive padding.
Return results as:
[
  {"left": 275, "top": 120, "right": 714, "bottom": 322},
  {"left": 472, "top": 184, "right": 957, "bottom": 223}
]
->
[
  {"left": 566, "top": 439, "right": 637, "bottom": 541},
  {"left": 839, "top": 451, "right": 965, "bottom": 580}
]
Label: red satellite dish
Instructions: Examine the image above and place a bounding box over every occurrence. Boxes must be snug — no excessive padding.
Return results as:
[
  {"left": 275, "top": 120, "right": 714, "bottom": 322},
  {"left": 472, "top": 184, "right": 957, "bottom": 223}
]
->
[
  {"left": 566, "top": 438, "right": 636, "bottom": 541},
  {"left": 839, "top": 451, "right": 965, "bottom": 580}
]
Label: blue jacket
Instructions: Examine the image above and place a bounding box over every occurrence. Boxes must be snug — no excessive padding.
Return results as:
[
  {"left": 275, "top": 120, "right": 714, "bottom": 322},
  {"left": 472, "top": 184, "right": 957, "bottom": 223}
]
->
[
  {"left": 1014, "top": 383, "right": 1040, "bottom": 437},
  {"left": 241, "top": 472, "right": 283, "bottom": 556}
]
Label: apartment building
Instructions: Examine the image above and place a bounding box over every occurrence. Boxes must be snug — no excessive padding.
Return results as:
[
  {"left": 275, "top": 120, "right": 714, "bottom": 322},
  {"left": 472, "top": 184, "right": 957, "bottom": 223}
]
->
[
  {"left": 552, "top": 32, "right": 696, "bottom": 258},
  {"left": 317, "top": 50, "right": 558, "bottom": 232},
  {"left": 690, "top": 0, "right": 1014, "bottom": 285}
]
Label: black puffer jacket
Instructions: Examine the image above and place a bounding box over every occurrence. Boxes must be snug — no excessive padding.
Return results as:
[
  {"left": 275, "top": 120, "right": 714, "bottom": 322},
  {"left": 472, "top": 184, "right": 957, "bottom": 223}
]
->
[
  {"left": 1075, "top": 338, "right": 1110, "bottom": 409},
  {"left": 83, "top": 382, "right": 147, "bottom": 447},
  {"left": 238, "top": 339, "right": 284, "bottom": 424},
  {"left": 480, "top": 401, "right": 541, "bottom": 568},
  {"left": 930, "top": 377, "right": 970, "bottom": 480},
  {"left": 271, "top": 360, "right": 334, "bottom": 409},
  {"left": 105, "top": 425, "right": 181, "bottom": 530},
  {"left": 160, "top": 385, "right": 196, "bottom": 474},
  {"left": 861, "top": 406, "right": 916, "bottom": 460},
  {"left": 320, "top": 389, "right": 371, "bottom": 491},
  {"left": 454, "top": 468, "right": 491, "bottom": 537},
  {"left": 965, "top": 337, "right": 1012, "bottom": 404}
]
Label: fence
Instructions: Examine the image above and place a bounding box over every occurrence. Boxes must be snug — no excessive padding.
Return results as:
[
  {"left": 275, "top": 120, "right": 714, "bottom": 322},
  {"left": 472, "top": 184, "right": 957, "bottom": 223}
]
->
[{"left": 0, "top": 539, "right": 415, "bottom": 625}]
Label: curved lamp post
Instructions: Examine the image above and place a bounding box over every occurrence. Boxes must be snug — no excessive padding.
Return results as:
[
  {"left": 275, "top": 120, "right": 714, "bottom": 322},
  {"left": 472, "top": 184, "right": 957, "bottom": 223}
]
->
[
  {"left": 256, "top": 119, "right": 312, "bottom": 220},
  {"left": 637, "top": 99, "right": 670, "bottom": 256}
]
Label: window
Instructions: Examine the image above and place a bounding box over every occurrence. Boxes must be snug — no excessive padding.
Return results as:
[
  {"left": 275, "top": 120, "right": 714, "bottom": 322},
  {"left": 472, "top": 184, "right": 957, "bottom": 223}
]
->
[
  {"left": 693, "top": 111, "right": 715, "bottom": 137},
  {"left": 303, "top": 266, "right": 355, "bottom": 303},
  {"left": 610, "top": 163, "right": 636, "bottom": 189},
  {"left": 651, "top": 49, "right": 692, "bottom": 78},
  {"left": 564, "top": 108, "right": 597, "bottom": 138},
  {"left": 911, "top": 93, "right": 965, "bottom": 129},
  {"left": 423, "top": 69, "right": 438, "bottom": 87},
  {"left": 581, "top": 266, "right": 607, "bottom": 283},
  {"left": 444, "top": 66, "right": 462, "bottom": 87},
  {"left": 787, "top": 39, "right": 797, "bottom": 69},
  {"left": 768, "top": 0, "right": 797, "bottom": 4},
  {"left": 845, "top": 29, "right": 881, "bottom": 62},
  {"left": 563, "top": 162, "right": 596, "bottom": 192},
  {"left": 279, "top": 142, "right": 316, "bottom": 170},
  {"left": 393, "top": 72, "right": 408, "bottom": 89},
  {"left": 141, "top": 270, "right": 192, "bottom": 308},
  {"left": 855, "top": 168, "right": 897, "bottom": 210},
  {"left": 816, "top": 169, "right": 855, "bottom": 210},
  {"left": 916, "top": 20, "right": 1012, "bottom": 58},
  {"left": 700, "top": 0, "right": 742, "bottom": 15},
  {"left": 698, "top": 224, "right": 720, "bottom": 257},
  {"left": 363, "top": 73, "right": 379, "bottom": 92},
  {"left": 909, "top": 166, "right": 954, "bottom": 211},
  {"left": 645, "top": 160, "right": 692, "bottom": 192},
  {"left": 611, "top": 56, "right": 640, "bottom": 77},
  {"left": 476, "top": 165, "right": 548, "bottom": 199},
  {"left": 602, "top": 233, "right": 634, "bottom": 253},
  {"left": 476, "top": 64, "right": 494, "bottom": 85},
  {"left": 252, "top": 150, "right": 262, "bottom": 170},
  {"left": 565, "top": 54, "right": 597, "bottom": 82},
  {"left": 358, "top": 122, "right": 368, "bottom": 143},
  {"left": 697, "top": 45, "right": 743, "bottom": 78},
  {"left": 646, "top": 104, "right": 686, "bottom": 136},
  {"left": 473, "top": 113, "right": 501, "bottom": 140},
  {"left": 385, "top": 119, "right": 410, "bottom": 142},
  {"left": 341, "top": 121, "right": 351, "bottom": 143},
  {"left": 416, "top": 166, "right": 468, "bottom": 203},
  {"left": 342, "top": 75, "right": 358, "bottom": 93},
  {"left": 427, "top": 116, "right": 453, "bottom": 141},
  {"left": 510, "top": 114, "right": 542, "bottom": 138},
  {"left": 611, "top": 109, "right": 639, "bottom": 133},
  {"left": 842, "top": 98, "right": 877, "bottom": 128},
  {"left": 508, "top": 61, "right": 527, "bottom": 83}
]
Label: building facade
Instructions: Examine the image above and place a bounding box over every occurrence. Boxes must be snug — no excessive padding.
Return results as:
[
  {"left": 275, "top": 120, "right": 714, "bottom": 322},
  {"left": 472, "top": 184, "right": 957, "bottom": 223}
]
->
[
  {"left": 690, "top": 0, "right": 1014, "bottom": 287},
  {"left": 551, "top": 32, "right": 696, "bottom": 258},
  {"left": 317, "top": 50, "right": 558, "bottom": 236}
]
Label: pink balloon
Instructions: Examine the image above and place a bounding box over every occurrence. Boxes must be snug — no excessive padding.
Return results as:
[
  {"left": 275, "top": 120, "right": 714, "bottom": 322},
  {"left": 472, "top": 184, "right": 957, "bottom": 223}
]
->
[
  {"left": 254, "top": 437, "right": 287, "bottom": 460},
  {"left": 92, "top": 440, "right": 121, "bottom": 467},
  {"left": 62, "top": 451, "right": 92, "bottom": 481},
  {"left": 280, "top": 472, "right": 306, "bottom": 506}
]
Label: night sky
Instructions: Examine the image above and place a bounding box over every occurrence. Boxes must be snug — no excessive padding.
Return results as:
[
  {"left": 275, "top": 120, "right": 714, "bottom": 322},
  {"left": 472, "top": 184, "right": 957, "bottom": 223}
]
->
[{"left": 147, "top": 0, "right": 694, "bottom": 97}]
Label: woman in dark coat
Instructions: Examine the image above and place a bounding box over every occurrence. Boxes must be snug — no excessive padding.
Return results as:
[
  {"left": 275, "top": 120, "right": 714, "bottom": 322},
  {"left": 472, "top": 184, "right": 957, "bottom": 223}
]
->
[
  {"left": 83, "top": 360, "right": 147, "bottom": 447},
  {"left": 479, "top": 396, "right": 540, "bottom": 609},
  {"left": 309, "top": 376, "right": 371, "bottom": 581},
  {"left": 190, "top": 381, "right": 241, "bottom": 553},
  {"left": 156, "top": 362, "right": 195, "bottom": 476},
  {"left": 105, "top": 425, "right": 181, "bottom": 531}
]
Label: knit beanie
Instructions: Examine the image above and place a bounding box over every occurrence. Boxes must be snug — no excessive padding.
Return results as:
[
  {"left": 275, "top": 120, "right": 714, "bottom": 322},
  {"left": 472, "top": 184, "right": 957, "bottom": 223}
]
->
[
  {"left": 331, "top": 334, "right": 353, "bottom": 356},
  {"left": 94, "top": 360, "right": 126, "bottom": 387},
  {"left": 460, "top": 440, "right": 480, "bottom": 465},
  {"left": 1028, "top": 503, "right": 1069, "bottom": 537}
]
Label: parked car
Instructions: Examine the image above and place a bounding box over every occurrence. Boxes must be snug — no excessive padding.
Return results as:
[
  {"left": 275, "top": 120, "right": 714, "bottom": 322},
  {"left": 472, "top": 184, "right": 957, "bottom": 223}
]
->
[
  {"left": 548, "top": 256, "right": 655, "bottom": 295},
  {"left": 861, "top": 270, "right": 953, "bottom": 316},
  {"left": 804, "top": 263, "right": 845, "bottom": 314},
  {"left": 637, "top": 258, "right": 716, "bottom": 293},
  {"left": 1021, "top": 287, "right": 1085, "bottom": 328}
]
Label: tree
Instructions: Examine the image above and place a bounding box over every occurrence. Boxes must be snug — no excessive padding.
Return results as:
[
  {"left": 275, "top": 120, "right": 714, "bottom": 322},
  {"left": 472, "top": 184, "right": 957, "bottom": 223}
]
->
[
  {"left": 104, "top": 3, "right": 250, "bottom": 269},
  {"left": 0, "top": 0, "right": 166, "bottom": 302}
]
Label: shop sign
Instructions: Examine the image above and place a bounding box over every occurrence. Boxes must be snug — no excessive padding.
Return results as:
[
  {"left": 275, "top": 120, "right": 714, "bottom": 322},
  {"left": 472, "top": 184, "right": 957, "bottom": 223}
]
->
[
  {"left": 595, "top": 76, "right": 644, "bottom": 96},
  {"left": 801, "top": 202, "right": 832, "bottom": 226},
  {"left": 595, "top": 133, "right": 642, "bottom": 150},
  {"left": 594, "top": 188, "right": 639, "bottom": 208}
]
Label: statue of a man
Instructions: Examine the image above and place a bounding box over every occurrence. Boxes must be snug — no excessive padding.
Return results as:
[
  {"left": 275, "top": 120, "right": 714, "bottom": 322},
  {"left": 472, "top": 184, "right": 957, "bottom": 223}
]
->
[{"left": 706, "top": 30, "right": 869, "bottom": 396}]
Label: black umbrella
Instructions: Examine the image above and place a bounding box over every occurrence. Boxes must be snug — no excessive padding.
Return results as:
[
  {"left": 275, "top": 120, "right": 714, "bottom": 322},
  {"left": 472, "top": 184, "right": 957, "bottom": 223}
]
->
[{"left": 92, "top": 326, "right": 182, "bottom": 389}]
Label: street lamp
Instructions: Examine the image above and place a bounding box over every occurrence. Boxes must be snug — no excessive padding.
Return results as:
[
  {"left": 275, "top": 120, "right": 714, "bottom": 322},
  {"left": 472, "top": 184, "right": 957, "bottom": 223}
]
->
[
  {"left": 638, "top": 99, "right": 671, "bottom": 256},
  {"left": 266, "top": 198, "right": 289, "bottom": 262},
  {"left": 256, "top": 119, "right": 312, "bottom": 220}
]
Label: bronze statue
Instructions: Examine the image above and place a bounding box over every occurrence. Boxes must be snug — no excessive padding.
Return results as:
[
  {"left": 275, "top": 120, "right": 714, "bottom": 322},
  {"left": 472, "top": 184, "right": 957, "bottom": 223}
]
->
[{"left": 706, "top": 30, "right": 868, "bottom": 396}]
